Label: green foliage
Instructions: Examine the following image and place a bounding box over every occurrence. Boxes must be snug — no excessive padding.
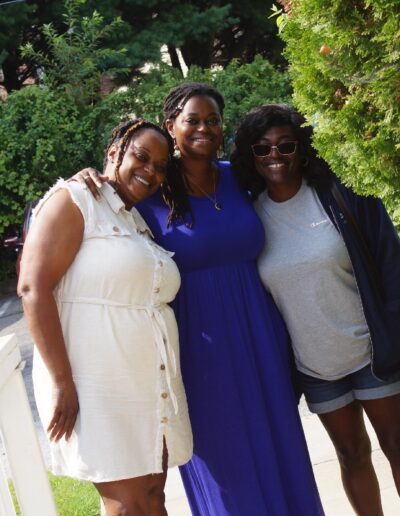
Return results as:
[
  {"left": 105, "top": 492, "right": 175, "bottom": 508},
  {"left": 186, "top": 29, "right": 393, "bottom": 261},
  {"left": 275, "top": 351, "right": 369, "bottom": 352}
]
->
[
  {"left": 1, "top": 0, "right": 284, "bottom": 90},
  {"left": 269, "top": 4, "right": 289, "bottom": 34},
  {"left": 0, "top": 1, "right": 33, "bottom": 64},
  {"left": 9, "top": 473, "right": 99, "bottom": 515},
  {"left": 213, "top": 56, "right": 292, "bottom": 141},
  {"left": 0, "top": 87, "right": 86, "bottom": 236},
  {"left": 279, "top": 0, "right": 400, "bottom": 223},
  {"left": 94, "top": 57, "right": 292, "bottom": 141},
  {"left": 65, "top": 57, "right": 292, "bottom": 164},
  {"left": 20, "top": 0, "right": 128, "bottom": 107},
  {"left": 81, "top": 0, "right": 283, "bottom": 70}
]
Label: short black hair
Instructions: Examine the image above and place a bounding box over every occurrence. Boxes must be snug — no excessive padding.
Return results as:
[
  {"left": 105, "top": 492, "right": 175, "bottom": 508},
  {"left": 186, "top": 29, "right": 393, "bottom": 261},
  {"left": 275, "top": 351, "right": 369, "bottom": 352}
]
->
[{"left": 231, "top": 104, "right": 330, "bottom": 199}]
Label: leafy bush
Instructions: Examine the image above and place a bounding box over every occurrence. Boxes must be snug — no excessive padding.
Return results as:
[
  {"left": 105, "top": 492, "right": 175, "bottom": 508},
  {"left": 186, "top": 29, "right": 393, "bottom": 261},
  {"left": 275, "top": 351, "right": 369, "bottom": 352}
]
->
[
  {"left": 278, "top": 0, "right": 400, "bottom": 223},
  {"left": 20, "top": 0, "right": 128, "bottom": 105},
  {"left": 0, "top": 87, "right": 82, "bottom": 235},
  {"left": 214, "top": 55, "right": 292, "bottom": 144},
  {"left": 0, "top": 85, "right": 129, "bottom": 244}
]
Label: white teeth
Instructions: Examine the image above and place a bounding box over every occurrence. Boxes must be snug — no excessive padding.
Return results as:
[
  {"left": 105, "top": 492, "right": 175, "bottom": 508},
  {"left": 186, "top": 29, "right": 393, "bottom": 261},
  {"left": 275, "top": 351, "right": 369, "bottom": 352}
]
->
[
  {"left": 135, "top": 176, "right": 150, "bottom": 186},
  {"left": 268, "top": 163, "right": 285, "bottom": 168}
]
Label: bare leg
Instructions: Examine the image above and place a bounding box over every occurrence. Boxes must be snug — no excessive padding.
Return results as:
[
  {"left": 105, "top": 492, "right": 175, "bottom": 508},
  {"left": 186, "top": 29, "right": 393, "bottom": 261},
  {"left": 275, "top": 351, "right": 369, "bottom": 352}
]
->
[
  {"left": 362, "top": 393, "right": 400, "bottom": 495},
  {"left": 318, "top": 401, "right": 383, "bottom": 516},
  {"left": 95, "top": 440, "right": 168, "bottom": 516}
]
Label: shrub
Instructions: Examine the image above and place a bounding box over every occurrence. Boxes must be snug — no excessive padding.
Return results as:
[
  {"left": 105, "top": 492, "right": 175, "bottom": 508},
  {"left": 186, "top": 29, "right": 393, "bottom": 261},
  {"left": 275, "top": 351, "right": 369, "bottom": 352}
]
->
[
  {"left": 0, "top": 87, "right": 83, "bottom": 235},
  {"left": 278, "top": 0, "right": 400, "bottom": 224}
]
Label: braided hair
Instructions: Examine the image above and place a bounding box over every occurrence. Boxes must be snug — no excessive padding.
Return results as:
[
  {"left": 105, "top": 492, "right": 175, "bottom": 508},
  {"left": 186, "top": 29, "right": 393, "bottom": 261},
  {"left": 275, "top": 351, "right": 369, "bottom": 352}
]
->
[
  {"left": 161, "top": 82, "right": 225, "bottom": 227},
  {"left": 103, "top": 118, "right": 173, "bottom": 184}
]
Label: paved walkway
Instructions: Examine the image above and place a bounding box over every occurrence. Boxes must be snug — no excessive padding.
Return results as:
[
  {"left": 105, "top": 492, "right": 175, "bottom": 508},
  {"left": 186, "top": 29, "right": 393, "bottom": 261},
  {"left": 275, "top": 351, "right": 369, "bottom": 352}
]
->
[
  {"left": 1, "top": 287, "right": 399, "bottom": 514},
  {"left": 164, "top": 408, "right": 400, "bottom": 515}
]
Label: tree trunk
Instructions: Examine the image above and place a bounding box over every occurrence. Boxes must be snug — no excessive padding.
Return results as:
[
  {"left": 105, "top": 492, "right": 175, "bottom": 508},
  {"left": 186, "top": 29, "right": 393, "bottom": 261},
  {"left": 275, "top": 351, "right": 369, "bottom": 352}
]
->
[
  {"left": 167, "top": 45, "right": 183, "bottom": 75},
  {"left": 180, "top": 37, "right": 213, "bottom": 69}
]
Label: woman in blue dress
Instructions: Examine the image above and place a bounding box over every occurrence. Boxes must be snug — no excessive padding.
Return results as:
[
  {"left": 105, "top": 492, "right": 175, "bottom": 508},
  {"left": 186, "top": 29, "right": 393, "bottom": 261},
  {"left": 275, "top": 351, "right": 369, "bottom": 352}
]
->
[{"left": 75, "top": 83, "right": 323, "bottom": 515}]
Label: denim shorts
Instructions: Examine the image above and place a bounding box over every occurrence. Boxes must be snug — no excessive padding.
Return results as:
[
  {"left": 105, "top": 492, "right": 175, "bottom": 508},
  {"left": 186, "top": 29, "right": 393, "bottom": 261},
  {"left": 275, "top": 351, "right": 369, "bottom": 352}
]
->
[{"left": 299, "top": 364, "right": 400, "bottom": 414}]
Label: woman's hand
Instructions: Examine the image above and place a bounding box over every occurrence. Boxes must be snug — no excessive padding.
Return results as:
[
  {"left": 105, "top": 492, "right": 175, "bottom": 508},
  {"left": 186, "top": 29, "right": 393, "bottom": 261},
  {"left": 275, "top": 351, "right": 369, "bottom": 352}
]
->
[
  {"left": 48, "top": 379, "right": 79, "bottom": 442},
  {"left": 70, "top": 168, "right": 108, "bottom": 200}
]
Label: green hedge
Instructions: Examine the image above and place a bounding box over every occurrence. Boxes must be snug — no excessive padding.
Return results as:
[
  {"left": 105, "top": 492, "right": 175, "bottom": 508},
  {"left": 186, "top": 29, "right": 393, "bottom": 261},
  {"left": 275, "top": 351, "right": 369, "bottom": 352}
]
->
[{"left": 279, "top": 0, "right": 400, "bottom": 224}]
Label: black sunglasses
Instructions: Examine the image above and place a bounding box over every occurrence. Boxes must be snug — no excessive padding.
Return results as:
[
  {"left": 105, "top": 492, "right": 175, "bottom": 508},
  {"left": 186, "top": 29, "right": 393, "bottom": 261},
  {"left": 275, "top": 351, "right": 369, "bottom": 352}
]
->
[{"left": 251, "top": 141, "right": 298, "bottom": 157}]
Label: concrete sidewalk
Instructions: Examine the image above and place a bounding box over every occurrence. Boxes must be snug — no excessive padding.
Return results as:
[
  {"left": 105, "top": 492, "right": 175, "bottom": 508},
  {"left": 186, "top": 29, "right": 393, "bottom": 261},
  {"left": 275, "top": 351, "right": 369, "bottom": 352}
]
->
[
  {"left": 301, "top": 407, "right": 399, "bottom": 515},
  {"left": 165, "top": 407, "right": 400, "bottom": 515}
]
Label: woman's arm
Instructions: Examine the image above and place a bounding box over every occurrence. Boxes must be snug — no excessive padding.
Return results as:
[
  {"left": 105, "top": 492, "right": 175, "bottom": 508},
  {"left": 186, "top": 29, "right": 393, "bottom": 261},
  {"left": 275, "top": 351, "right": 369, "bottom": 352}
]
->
[{"left": 18, "top": 188, "right": 84, "bottom": 442}]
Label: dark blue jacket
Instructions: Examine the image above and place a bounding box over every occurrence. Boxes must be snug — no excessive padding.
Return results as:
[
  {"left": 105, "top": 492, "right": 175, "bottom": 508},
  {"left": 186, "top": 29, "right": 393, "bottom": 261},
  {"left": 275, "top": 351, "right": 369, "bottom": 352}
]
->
[{"left": 315, "top": 176, "right": 400, "bottom": 380}]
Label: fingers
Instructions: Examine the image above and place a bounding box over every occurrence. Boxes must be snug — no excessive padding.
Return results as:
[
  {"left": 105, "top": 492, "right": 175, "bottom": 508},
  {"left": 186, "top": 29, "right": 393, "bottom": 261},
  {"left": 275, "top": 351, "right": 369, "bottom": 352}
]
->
[
  {"left": 47, "top": 412, "right": 65, "bottom": 442},
  {"left": 47, "top": 382, "right": 79, "bottom": 442},
  {"left": 69, "top": 168, "right": 92, "bottom": 187},
  {"left": 64, "top": 414, "right": 77, "bottom": 441},
  {"left": 69, "top": 168, "right": 106, "bottom": 200},
  {"left": 88, "top": 168, "right": 107, "bottom": 189},
  {"left": 47, "top": 406, "right": 79, "bottom": 442},
  {"left": 82, "top": 168, "right": 103, "bottom": 200}
]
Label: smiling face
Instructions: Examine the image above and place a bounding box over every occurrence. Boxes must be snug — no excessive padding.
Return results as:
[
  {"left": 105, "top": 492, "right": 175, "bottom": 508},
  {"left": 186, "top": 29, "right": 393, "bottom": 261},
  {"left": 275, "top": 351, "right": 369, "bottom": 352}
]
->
[
  {"left": 253, "top": 124, "right": 302, "bottom": 201},
  {"left": 108, "top": 128, "right": 169, "bottom": 209},
  {"left": 166, "top": 95, "right": 223, "bottom": 160}
]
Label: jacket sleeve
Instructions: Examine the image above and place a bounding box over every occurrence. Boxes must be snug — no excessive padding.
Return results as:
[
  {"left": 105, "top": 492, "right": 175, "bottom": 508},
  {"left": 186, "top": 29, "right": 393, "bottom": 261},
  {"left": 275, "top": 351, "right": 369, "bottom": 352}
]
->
[{"left": 341, "top": 185, "right": 400, "bottom": 309}]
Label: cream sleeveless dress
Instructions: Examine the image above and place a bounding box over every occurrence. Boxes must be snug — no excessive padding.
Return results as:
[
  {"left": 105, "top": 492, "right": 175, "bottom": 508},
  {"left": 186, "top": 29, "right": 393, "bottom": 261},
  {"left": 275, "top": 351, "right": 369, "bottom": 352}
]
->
[{"left": 32, "top": 180, "right": 192, "bottom": 482}]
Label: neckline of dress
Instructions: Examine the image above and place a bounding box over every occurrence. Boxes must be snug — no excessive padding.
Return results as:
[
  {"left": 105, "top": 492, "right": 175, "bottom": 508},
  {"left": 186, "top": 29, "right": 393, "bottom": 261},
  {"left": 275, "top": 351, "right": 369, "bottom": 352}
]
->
[{"left": 184, "top": 162, "right": 223, "bottom": 201}]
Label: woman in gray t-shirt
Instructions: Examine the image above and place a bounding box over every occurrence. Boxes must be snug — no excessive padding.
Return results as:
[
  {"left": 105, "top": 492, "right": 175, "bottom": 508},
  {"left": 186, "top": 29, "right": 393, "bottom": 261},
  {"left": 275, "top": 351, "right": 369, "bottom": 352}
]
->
[{"left": 231, "top": 104, "right": 400, "bottom": 516}]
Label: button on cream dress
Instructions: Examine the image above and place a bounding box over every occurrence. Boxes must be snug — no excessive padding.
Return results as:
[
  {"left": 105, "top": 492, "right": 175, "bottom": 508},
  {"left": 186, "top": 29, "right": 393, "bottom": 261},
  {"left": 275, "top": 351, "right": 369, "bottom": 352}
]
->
[{"left": 32, "top": 180, "right": 193, "bottom": 482}]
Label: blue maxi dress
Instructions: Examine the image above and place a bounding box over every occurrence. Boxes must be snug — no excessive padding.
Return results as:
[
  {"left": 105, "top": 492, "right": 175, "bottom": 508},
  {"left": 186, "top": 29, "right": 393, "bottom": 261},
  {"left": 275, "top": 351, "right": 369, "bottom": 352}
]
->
[{"left": 138, "top": 161, "right": 323, "bottom": 516}]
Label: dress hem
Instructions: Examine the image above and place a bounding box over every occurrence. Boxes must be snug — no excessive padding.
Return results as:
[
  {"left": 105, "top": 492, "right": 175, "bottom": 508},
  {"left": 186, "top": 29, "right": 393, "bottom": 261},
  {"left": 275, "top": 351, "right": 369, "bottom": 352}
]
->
[{"left": 50, "top": 457, "right": 192, "bottom": 483}]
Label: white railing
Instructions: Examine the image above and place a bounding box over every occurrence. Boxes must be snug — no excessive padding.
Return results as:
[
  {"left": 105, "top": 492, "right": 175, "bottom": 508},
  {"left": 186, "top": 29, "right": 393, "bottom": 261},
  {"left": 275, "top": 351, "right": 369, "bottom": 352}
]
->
[{"left": 0, "top": 334, "right": 57, "bottom": 515}]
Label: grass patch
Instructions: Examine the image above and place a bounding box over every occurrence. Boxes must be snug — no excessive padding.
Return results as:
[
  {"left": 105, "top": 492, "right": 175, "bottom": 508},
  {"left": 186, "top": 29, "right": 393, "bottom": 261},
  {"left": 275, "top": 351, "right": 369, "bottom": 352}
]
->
[{"left": 9, "top": 472, "right": 100, "bottom": 515}]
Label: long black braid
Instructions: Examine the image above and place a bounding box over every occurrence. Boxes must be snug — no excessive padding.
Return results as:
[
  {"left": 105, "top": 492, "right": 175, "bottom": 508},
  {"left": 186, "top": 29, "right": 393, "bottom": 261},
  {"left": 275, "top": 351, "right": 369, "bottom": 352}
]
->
[
  {"left": 161, "top": 82, "right": 225, "bottom": 227},
  {"left": 103, "top": 118, "right": 173, "bottom": 182}
]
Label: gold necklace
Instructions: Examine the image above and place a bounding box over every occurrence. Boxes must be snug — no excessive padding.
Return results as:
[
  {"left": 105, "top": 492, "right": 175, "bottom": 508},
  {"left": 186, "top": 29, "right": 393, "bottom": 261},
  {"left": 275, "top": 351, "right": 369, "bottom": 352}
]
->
[{"left": 183, "top": 167, "right": 222, "bottom": 211}]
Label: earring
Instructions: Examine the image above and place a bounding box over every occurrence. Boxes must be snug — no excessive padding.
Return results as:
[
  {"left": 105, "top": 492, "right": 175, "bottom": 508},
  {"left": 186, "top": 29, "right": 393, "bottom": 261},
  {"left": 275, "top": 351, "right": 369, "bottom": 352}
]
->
[
  {"left": 217, "top": 143, "right": 225, "bottom": 160},
  {"left": 173, "top": 138, "right": 181, "bottom": 159}
]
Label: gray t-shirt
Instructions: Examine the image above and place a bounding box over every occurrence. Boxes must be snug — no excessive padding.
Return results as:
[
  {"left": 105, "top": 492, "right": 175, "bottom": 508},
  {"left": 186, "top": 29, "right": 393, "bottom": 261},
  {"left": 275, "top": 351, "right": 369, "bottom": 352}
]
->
[{"left": 254, "top": 180, "right": 371, "bottom": 380}]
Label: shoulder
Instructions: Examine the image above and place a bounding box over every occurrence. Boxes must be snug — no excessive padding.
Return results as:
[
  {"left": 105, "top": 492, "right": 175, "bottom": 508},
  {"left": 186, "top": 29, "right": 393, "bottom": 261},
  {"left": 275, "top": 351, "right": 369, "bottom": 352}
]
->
[
  {"left": 314, "top": 173, "right": 364, "bottom": 207},
  {"left": 28, "top": 180, "right": 84, "bottom": 243},
  {"left": 332, "top": 177, "right": 384, "bottom": 213},
  {"left": 34, "top": 179, "right": 90, "bottom": 220}
]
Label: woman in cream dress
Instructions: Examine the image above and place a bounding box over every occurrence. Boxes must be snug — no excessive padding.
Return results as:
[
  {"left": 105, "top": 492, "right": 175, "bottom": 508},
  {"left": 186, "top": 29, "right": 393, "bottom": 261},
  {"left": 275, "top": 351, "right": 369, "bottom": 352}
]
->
[{"left": 18, "top": 119, "right": 192, "bottom": 515}]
